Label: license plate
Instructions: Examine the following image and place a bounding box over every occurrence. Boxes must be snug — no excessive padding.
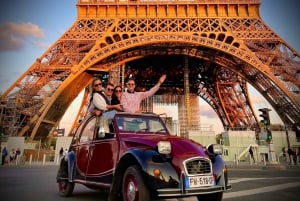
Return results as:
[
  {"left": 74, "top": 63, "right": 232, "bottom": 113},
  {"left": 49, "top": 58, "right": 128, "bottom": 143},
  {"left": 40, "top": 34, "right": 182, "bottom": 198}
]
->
[{"left": 185, "top": 175, "right": 214, "bottom": 188}]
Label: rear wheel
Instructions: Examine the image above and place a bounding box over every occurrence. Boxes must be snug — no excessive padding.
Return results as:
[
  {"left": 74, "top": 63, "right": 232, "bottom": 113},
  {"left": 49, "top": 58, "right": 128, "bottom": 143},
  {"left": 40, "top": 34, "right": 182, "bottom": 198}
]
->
[
  {"left": 58, "top": 180, "right": 75, "bottom": 197},
  {"left": 196, "top": 192, "right": 223, "bottom": 201},
  {"left": 122, "top": 165, "right": 150, "bottom": 201}
]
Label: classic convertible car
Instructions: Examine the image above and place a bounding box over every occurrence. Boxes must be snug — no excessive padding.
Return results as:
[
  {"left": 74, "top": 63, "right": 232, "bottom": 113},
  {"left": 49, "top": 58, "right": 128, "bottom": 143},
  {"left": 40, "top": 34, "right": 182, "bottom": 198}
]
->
[{"left": 56, "top": 112, "right": 231, "bottom": 201}]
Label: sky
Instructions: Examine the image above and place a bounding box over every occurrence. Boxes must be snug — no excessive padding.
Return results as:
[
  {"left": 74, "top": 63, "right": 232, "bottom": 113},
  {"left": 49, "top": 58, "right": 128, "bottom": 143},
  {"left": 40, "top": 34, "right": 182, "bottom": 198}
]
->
[{"left": 0, "top": 0, "right": 299, "bottom": 134}]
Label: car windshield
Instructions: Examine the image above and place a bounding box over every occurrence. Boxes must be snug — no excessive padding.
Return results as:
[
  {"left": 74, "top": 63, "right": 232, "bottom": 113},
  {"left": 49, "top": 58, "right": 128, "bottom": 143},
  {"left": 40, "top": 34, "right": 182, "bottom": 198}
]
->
[{"left": 115, "top": 116, "right": 166, "bottom": 133}]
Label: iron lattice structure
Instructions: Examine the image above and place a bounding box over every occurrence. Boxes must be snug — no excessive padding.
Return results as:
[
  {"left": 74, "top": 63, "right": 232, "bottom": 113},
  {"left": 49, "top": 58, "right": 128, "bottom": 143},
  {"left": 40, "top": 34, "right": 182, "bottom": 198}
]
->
[{"left": 0, "top": 0, "right": 299, "bottom": 140}]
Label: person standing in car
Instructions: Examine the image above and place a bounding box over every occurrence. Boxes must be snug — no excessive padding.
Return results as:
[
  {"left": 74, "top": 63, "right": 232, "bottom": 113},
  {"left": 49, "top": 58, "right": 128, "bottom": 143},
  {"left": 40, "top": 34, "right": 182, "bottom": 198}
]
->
[
  {"left": 111, "top": 85, "right": 123, "bottom": 106},
  {"left": 121, "top": 74, "right": 166, "bottom": 113},
  {"left": 89, "top": 78, "right": 122, "bottom": 117}
]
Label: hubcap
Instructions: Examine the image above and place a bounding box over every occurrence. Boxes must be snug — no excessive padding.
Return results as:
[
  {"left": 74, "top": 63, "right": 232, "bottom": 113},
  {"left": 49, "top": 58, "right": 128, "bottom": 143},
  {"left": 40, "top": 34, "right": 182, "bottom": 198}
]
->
[
  {"left": 127, "top": 181, "right": 136, "bottom": 201},
  {"left": 59, "top": 181, "right": 66, "bottom": 192}
]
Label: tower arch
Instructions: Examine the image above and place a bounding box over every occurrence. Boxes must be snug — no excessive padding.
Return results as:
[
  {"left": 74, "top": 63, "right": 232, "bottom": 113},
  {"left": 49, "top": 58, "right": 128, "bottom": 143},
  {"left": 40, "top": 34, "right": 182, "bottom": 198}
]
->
[{"left": 1, "top": 0, "right": 299, "bottom": 140}]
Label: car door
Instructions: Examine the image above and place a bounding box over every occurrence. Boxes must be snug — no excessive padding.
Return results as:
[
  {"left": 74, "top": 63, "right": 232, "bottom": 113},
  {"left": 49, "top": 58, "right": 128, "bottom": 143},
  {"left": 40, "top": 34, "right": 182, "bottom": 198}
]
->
[
  {"left": 75, "top": 117, "right": 97, "bottom": 177},
  {"left": 86, "top": 118, "right": 119, "bottom": 183}
]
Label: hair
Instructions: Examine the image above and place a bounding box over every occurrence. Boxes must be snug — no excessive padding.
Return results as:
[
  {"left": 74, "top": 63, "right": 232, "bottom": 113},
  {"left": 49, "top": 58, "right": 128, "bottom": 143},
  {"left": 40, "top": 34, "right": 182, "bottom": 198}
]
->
[
  {"left": 113, "top": 85, "right": 122, "bottom": 92},
  {"left": 91, "top": 77, "right": 102, "bottom": 92},
  {"left": 105, "top": 82, "right": 114, "bottom": 89},
  {"left": 111, "top": 85, "right": 123, "bottom": 105},
  {"left": 90, "top": 77, "right": 102, "bottom": 102},
  {"left": 126, "top": 78, "right": 135, "bottom": 84}
]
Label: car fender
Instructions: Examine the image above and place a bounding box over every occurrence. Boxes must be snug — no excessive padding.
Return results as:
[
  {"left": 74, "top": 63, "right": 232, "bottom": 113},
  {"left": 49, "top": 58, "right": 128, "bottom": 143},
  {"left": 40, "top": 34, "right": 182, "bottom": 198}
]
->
[
  {"left": 211, "top": 155, "right": 228, "bottom": 186},
  {"left": 56, "top": 151, "right": 75, "bottom": 181},
  {"left": 66, "top": 151, "right": 76, "bottom": 181},
  {"left": 125, "top": 149, "right": 180, "bottom": 189}
]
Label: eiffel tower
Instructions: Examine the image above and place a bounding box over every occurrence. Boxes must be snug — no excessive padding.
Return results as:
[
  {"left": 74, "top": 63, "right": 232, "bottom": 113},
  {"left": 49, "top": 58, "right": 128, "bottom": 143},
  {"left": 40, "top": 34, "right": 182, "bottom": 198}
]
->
[{"left": 0, "top": 0, "right": 299, "bottom": 141}]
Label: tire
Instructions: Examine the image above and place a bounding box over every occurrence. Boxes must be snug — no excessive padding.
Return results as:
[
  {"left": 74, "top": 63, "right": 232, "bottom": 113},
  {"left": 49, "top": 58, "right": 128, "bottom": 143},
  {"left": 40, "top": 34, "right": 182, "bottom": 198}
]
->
[
  {"left": 122, "top": 165, "right": 150, "bottom": 201},
  {"left": 58, "top": 180, "right": 75, "bottom": 197},
  {"left": 196, "top": 192, "right": 223, "bottom": 201}
]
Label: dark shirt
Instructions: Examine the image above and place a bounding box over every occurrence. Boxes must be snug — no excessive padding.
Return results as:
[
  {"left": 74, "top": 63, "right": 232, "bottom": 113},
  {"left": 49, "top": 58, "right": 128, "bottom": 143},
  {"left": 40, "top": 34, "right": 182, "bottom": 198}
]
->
[
  {"left": 111, "top": 97, "right": 120, "bottom": 105},
  {"left": 249, "top": 148, "right": 253, "bottom": 155}
]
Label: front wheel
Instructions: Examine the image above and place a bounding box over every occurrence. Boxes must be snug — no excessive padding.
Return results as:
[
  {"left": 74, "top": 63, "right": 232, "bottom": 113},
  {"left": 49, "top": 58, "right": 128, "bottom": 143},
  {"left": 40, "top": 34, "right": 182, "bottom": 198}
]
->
[
  {"left": 58, "top": 180, "right": 75, "bottom": 197},
  {"left": 122, "top": 165, "right": 150, "bottom": 201},
  {"left": 196, "top": 192, "right": 223, "bottom": 201}
]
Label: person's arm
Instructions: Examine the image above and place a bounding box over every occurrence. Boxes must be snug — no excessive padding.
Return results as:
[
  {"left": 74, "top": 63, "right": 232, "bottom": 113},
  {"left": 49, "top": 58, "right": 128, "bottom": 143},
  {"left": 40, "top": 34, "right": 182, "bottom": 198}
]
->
[
  {"left": 156, "top": 74, "right": 166, "bottom": 87},
  {"left": 106, "top": 104, "right": 122, "bottom": 111},
  {"left": 141, "top": 74, "right": 166, "bottom": 99}
]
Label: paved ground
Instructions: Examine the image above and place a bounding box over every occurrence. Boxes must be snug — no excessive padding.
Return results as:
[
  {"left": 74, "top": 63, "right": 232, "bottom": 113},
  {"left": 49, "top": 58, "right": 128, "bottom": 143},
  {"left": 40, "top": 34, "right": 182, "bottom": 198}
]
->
[
  {"left": 1, "top": 161, "right": 299, "bottom": 201},
  {"left": 7, "top": 159, "right": 300, "bottom": 169}
]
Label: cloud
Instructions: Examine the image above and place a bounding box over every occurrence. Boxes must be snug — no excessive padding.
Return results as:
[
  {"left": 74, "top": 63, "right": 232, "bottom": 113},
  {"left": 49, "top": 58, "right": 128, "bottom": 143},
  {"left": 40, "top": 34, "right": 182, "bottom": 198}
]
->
[
  {"left": 33, "top": 41, "right": 50, "bottom": 49},
  {"left": 0, "top": 22, "right": 45, "bottom": 52}
]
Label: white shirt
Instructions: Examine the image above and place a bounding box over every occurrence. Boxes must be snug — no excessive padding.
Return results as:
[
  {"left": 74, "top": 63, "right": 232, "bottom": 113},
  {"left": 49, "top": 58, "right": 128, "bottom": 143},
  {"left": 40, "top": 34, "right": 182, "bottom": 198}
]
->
[{"left": 91, "top": 92, "right": 108, "bottom": 111}]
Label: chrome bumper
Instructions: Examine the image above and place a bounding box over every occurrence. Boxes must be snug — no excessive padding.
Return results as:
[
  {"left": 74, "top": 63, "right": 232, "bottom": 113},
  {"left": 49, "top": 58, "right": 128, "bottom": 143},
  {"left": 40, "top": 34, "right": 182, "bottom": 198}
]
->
[{"left": 156, "top": 184, "right": 232, "bottom": 197}]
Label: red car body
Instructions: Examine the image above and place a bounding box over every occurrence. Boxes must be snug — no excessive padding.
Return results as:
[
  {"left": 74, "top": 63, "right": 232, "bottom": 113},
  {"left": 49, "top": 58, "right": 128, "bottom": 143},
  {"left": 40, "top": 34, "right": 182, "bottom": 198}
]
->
[{"left": 57, "top": 112, "right": 231, "bottom": 201}]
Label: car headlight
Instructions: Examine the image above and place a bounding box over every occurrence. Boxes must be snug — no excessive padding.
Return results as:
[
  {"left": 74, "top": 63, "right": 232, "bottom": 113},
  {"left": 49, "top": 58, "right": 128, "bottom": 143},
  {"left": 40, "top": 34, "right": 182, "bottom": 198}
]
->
[
  {"left": 157, "top": 141, "right": 171, "bottom": 155},
  {"left": 207, "top": 144, "right": 223, "bottom": 155}
]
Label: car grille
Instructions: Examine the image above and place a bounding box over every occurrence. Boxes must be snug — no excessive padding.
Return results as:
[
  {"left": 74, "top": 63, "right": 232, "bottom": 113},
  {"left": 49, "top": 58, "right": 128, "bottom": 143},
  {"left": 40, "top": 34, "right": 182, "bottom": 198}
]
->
[{"left": 184, "top": 158, "right": 212, "bottom": 175}]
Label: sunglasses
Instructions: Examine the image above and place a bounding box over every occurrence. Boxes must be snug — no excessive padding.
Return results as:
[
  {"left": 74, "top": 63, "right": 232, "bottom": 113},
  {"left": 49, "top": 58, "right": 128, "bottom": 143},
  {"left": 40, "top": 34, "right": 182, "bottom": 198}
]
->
[
  {"left": 94, "top": 83, "right": 102, "bottom": 87},
  {"left": 107, "top": 88, "right": 114, "bottom": 91},
  {"left": 127, "top": 83, "right": 135, "bottom": 86}
]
